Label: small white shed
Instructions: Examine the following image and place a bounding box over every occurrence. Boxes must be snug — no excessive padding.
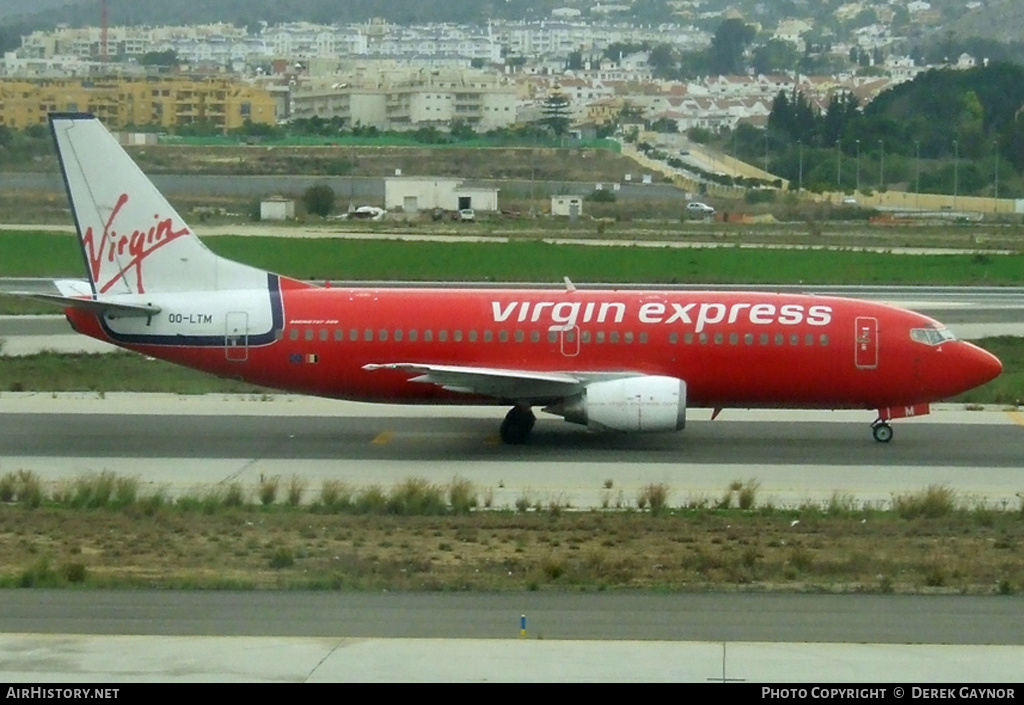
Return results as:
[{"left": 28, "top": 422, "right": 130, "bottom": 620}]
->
[
  {"left": 551, "top": 195, "right": 583, "bottom": 218},
  {"left": 260, "top": 197, "right": 295, "bottom": 221},
  {"left": 385, "top": 177, "right": 499, "bottom": 213}
]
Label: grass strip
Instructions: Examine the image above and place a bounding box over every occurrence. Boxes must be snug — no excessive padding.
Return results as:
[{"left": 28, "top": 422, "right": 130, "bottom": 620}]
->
[
  {"left": 1, "top": 471, "right": 1021, "bottom": 593},
  {"left": 2, "top": 230, "right": 1024, "bottom": 285}
]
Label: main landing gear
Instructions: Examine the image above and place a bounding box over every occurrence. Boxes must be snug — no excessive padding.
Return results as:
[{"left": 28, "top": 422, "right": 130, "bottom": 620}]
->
[
  {"left": 500, "top": 405, "right": 535, "bottom": 445},
  {"left": 871, "top": 419, "right": 893, "bottom": 443}
]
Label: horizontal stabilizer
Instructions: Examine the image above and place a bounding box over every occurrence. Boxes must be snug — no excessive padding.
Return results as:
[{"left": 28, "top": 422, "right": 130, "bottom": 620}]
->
[{"left": 11, "top": 292, "right": 161, "bottom": 319}]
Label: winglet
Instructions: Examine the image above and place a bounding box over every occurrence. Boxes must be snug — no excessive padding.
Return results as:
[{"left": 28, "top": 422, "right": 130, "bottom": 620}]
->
[{"left": 564, "top": 276, "right": 576, "bottom": 292}]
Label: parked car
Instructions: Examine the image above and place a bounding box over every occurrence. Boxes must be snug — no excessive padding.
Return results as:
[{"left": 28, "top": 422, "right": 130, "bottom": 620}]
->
[
  {"left": 686, "top": 201, "right": 715, "bottom": 215},
  {"left": 459, "top": 208, "right": 475, "bottom": 221}
]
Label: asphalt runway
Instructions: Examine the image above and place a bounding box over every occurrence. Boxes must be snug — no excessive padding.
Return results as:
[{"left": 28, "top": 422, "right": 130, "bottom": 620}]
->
[
  {"left": 1, "top": 591, "right": 1023, "bottom": 682},
  {"left": 2, "top": 591, "right": 1022, "bottom": 644}
]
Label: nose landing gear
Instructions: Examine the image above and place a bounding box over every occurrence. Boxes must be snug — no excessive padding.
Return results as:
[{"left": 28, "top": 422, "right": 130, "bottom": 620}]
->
[{"left": 871, "top": 419, "right": 893, "bottom": 443}]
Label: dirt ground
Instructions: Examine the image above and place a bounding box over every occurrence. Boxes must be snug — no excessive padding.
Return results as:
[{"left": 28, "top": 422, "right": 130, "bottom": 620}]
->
[{"left": 2, "top": 504, "right": 1022, "bottom": 593}]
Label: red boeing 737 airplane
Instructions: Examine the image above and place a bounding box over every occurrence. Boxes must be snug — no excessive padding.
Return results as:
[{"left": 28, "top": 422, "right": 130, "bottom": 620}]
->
[{"left": 21, "top": 113, "right": 1002, "bottom": 444}]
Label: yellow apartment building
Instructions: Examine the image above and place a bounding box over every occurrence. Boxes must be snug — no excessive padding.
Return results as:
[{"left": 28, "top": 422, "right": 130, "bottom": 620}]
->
[{"left": 0, "top": 76, "right": 275, "bottom": 132}]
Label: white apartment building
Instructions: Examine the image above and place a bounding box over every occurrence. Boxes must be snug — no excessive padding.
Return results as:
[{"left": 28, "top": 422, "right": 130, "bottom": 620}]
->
[{"left": 291, "top": 67, "right": 517, "bottom": 132}]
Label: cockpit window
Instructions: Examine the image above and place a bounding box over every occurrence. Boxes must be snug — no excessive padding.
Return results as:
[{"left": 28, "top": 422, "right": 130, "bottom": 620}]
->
[{"left": 910, "top": 326, "right": 957, "bottom": 346}]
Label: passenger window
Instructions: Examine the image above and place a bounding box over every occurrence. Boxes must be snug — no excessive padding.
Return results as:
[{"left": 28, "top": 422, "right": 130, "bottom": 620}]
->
[
  {"left": 378, "top": 329, "right": 388, "bottom": 342},
  {"left": 424, "top": 330, "right": 433, "bottom": 342},
  {"left": 305, "top": 329, "right": 314, "bottom": 341},
  {"left": 610, "top": 332, "right": 619, "bottom": 344},
  {"left": 760, "top": 333, "right": 768, "bottom": 346},
  {"left": 790, "top": 334, "right": 799, "bottom": 346},
  {"left": 669, "top": 332, "right": 678, "bottom": 344},
  {"left": 596, "top": 331, "right": 605, "bottom": 343},
  {"left": 364, "top": 329, "right": 373, "bottom": 342},
  {"left": 530, "top": 330, "right": 540, "bottom": 343},
  {"left": 548, "top": 331, "right": 558, "bottom": 343},
  {"left": 639, "top": 332, "right": 648, "bottom": 344},
  {"left": 624, "top": 332, "right": 634, "bottom": 344},
  {"left": 289, "top": 329, "right": 298, "bottom": 341},
  {"left": 745, "top": 333, "right": 754, "bottom": 345},
  {"left": 439, "top": 330, "right": 448, "bottom": 342},
  {"left": 334, "top": 329, "right": 343, "bottom": 341},
  {"left": 484, "top": 330, "right": 493, "bottom": 342},
  {"left": 684, "top": 333, "right": 693, "bottom": 345},
  {"left": 566, "top": 331, "right": 576, "bottom": 343},
  {"left": 775, "top": 333, "right": 784, "bottom": 346},
  {"left": 514, "top": 330, "right": 524, "bottom": 342},
  {"left": 581, "top": 331, "right": 591, "bottom": 344},
  {"left": 453, "top": 330, "right": 462, "bottom": 342},
  {"left": 499, "top": 330, "right": 508, "bottom": 342},
  {"left": 409, "top": 329, "right": 418, "bottom": 342},
  {"left": 699, "top": 333, "right": 708, "bottom": 345},
  {"left": 394, "top": 329, "right": 403, "bottom": 342},
  {"left": 805, "top": 334, "right": 814, "bottom": 346},
  {"left": 820, "top": 334, "right": 829, "bottom": 346},
  {"left": 729, "top": 333, "right": 738, "bottom": 345},
  {"left": 469, "top": 330, "right": 478, "bottom": 342},
  {"left": 320, "top": 329, "right": 328, "bottom": 341},
  {"left": 714, "top": 333, "right": 723, "bottom": 345}
]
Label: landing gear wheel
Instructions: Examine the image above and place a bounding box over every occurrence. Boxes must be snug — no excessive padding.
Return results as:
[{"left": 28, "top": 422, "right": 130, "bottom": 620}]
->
[
  {"left": 500, "top": 406, "right": 535, "bottom": 445},
  {"left": 871, "top": 421, "right": 893, "bottom": 443}
]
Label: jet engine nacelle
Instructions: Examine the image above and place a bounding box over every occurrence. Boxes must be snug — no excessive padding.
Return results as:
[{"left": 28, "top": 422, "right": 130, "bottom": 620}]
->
[{"left": 549, "top": 375, "right": 686, "bottom": 432}]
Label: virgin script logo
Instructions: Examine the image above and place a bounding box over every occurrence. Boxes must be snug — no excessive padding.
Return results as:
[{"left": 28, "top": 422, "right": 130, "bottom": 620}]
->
[{"left": 83, "top": 193, "right": 190, "bottom": 294}]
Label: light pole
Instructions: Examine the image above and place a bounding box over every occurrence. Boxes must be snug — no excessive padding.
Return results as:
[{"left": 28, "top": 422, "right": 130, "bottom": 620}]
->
[
  {"left": 764, "top": 130, "right": 769, "bottom": 173},
  {"left": 855, "top": 139, "right": 860, "bottom": 193},
  {"left": 953, "top": 139, "right": 958, "bottom": 211},
  {"left": 798, "top": 140, "right": 803, "bottom": 192},
  {"left": 836, "top": 139, "right": 841, "bottom": 191},
  {"left": 878, "top": 139, "right": 884, "bottom": 190},
  {"left": 914, "top": 140, "right": 920, "bottom": 207},
  {"left": 994, "top": 139, "right": 1000, "bottom": 208}
]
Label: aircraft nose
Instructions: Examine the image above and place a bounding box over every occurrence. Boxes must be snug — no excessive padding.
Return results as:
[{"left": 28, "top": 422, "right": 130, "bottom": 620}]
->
[{"left": 960, "top": 342, "right": 1002, "bottom": 390}]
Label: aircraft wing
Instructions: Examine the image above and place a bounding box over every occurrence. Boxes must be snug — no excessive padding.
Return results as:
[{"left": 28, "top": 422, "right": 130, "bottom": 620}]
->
[{"left": 363, "top": 362, "right": 617, "bottom": 402}]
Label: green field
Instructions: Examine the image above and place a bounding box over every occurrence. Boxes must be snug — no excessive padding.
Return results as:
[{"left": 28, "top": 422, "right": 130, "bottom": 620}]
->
[{"left": 2, "top": 230, "right": 1024, "bottom": 285}]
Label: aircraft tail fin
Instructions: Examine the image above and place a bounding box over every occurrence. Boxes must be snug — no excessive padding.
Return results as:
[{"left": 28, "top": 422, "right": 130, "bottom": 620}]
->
[{"left": 49, "top": 113, "right": 265, "bottom": 296}]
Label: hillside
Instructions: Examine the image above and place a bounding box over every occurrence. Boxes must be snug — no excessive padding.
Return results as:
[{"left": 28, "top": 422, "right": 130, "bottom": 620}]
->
[{"left": 955, "top": 0, "right": 1024, "bottom": 44}]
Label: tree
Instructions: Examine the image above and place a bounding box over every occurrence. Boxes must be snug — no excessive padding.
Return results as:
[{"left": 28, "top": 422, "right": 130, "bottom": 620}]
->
[
  {"left": 139, "top": 50, "right": 178, "bottom": 68},
  {"left": 648, "top": 43, "right": 679, "bottom": 79},
  {"left": 752, "top": 39, "right": 800, "bottom": 75},
  {"left": 541, "top": 93, "right": 571, "bottom": 136},
  {"left": 302, "top": 185, "right": 335, "bottom": 218},
  {"left": 708, "top": 18, "right": 756, "bottom": 75}
]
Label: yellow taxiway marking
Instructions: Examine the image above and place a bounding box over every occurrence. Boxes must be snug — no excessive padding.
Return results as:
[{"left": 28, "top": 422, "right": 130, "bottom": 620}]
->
[
  {"left": 371, "top": 431, "right": 395, "bottom": 445},
  {"left": 1006, "top": 411, "right": 1024, "bottom": 428}
]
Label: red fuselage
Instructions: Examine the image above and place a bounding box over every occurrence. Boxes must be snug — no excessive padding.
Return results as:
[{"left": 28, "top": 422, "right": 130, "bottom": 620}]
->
[{"left": 66, "top": 280, "right": 1002, "bottom": 412}]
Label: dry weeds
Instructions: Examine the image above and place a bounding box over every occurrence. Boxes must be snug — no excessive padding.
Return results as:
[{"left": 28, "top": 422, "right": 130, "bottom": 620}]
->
[{"left": 1, "top": 503, "right": 1021, "bottom": 594}]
